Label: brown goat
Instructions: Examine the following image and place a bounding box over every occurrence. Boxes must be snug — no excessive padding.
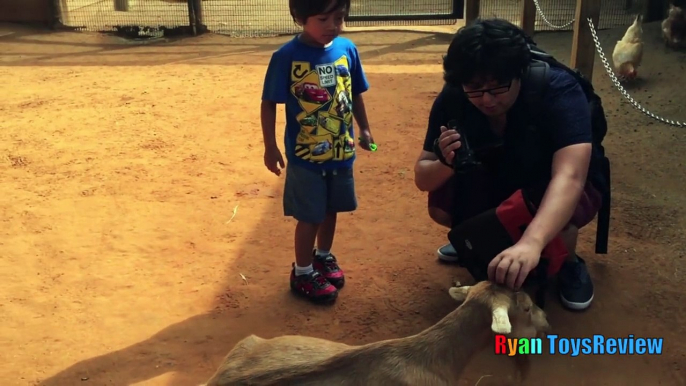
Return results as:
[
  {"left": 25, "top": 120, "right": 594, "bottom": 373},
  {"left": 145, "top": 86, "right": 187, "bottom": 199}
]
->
[{"left": 200, "top": 280, "right": 551, "bottom": 386}]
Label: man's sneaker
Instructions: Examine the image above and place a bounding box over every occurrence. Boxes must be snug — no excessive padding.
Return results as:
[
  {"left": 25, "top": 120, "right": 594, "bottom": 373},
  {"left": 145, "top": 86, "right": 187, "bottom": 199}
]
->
[
  {"left": 312, "top": 250, "right": 345, "bottom": 289},
  {"left": 290, "top": 265, "right": 338, "bottom": 303},
  {"left": 437, "top": 243, "right": 459, "bottom": 263},
  {"left": 558, "top": 256, "right": 594, "bottom": 311}
]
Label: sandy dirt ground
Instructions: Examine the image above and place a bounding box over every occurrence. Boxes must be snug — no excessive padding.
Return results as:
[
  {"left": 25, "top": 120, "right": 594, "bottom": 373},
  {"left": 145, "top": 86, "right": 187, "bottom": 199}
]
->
[{"left": 1, "top": 19, "right": 685, "bottom": 386}]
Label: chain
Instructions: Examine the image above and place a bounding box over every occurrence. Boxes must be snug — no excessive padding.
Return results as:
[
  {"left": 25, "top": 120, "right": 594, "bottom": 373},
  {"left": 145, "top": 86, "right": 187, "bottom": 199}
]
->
[
  {"left": 587, "top": 17, "right": 685, "bottom": 127},
  {"left": 532, "top": 0, "right": 576, "bottom": 29}
]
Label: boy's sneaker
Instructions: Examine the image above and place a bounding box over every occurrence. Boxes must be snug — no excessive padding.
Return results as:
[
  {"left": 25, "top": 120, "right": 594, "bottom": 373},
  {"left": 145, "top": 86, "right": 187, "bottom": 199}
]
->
[
  {"left": 290, "top": 264, "right": 338, "bottom": 303},
  {"left": 437, "top": 243, "right": 459, "bottom": 263},
  {"left": 558, "top": 256, "right": 594, "bottom": 311},
  {"left": 313, "top": 250, "right": 345, "bottom": 289}
]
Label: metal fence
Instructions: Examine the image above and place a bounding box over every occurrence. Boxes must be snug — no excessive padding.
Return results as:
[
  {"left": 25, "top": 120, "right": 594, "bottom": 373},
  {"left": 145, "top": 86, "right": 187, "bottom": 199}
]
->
[{"left": 55, "top": 0, "right": 641, "bottom": 38}]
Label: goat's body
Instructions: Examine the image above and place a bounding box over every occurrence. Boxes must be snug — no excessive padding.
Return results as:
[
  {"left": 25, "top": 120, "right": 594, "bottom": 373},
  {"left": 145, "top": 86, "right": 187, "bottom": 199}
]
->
[
  {"left": 206, "top": 345, "right": 455, "bottom": 386},
  {"left": 203, "top": 302, "right": 491, "bottom": 386},
  {"left": 201, "top": 282, "right": 551, "bottom": 386}
]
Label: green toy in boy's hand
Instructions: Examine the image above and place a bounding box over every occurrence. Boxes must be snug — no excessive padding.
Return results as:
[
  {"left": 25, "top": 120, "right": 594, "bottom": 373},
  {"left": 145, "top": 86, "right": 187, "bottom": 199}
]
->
[{"left": 358, "top": 137, "right": 378, "bottom": 152}]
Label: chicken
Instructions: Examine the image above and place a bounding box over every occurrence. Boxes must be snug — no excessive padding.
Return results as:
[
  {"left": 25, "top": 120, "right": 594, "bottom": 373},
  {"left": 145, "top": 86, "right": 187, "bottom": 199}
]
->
[
  {"left": 612, "top": 14, "right": 644, "bottom": 81},
  {"left": 662, "top": 4, "right": 686, "bottom": 48}
]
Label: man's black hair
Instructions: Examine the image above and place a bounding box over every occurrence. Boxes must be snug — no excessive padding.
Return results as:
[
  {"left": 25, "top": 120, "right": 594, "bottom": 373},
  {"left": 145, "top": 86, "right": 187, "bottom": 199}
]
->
[
  {"left": 443, "top": 18, "right": 533, "bottom": 87},
  {"left": 289, "top": 0, "right": 350, "bottom": 23}
]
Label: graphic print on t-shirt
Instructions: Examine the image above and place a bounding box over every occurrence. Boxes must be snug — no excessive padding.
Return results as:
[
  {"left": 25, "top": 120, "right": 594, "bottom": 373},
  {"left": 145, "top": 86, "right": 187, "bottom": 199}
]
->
[{"left": 290, "top": 55, "right": 355, "bottom": 164}]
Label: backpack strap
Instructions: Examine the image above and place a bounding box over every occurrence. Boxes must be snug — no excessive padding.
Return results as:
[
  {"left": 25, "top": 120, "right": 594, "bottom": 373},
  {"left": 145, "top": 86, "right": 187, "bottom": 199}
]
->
[
  {"left": 521, "top": 59, "right": 551, "bottom": 121},
  {"left": 521, "top": 52, "right": 612, "bottom": 255}
]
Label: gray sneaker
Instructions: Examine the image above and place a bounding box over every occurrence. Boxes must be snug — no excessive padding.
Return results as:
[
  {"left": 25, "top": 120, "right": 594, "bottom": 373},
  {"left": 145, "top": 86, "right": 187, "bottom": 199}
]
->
[{"left": 437, "top": 243, "right": 459, "bottom": 263}]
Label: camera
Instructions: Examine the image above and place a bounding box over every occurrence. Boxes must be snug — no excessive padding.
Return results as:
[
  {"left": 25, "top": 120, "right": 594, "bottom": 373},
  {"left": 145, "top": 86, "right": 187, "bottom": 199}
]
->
[{"left": 447, "top": 119, "right": 480, "bottom": 173}]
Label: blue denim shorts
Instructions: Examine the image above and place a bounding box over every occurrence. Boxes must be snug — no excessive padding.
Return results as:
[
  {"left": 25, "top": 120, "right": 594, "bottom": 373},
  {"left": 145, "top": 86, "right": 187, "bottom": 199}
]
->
[{"left": 283, "top": 162, "right": 357, "bottom": 224}]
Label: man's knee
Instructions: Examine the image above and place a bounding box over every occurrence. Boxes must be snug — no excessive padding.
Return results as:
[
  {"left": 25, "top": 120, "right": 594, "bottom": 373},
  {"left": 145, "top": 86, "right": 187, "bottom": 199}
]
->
[
  {"left": 569, "top": 182, "right": 603, "bottom": 229},
  {"left": 429, "top": 206, "right": 452, "bottom": 228}
]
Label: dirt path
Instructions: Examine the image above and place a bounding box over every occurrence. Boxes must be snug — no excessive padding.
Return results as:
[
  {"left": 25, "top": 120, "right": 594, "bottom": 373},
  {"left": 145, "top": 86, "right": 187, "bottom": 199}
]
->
[{"left": 1, "top": 21, "right": 685, "bottom": 385}]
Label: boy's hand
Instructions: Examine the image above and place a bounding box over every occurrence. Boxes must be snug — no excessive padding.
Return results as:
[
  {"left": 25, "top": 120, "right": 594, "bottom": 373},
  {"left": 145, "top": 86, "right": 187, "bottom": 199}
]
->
[
  {"left": 264, "top": 145, "right": 285, "bottom": 176},
  {"left": 358, "top": 128, "right": 375, "bottom": 151}
]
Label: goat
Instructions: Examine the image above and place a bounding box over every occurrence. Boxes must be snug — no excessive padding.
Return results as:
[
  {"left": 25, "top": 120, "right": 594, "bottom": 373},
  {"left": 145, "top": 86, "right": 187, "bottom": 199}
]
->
[{"left": 200, "top": 280, "right": 551, "bottom": 386}]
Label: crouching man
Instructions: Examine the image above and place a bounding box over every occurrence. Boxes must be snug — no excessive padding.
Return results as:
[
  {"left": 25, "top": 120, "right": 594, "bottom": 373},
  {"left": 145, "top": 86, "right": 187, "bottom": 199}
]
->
[{"left": 414, "top": 18, "right": 610, "bottom": 311}]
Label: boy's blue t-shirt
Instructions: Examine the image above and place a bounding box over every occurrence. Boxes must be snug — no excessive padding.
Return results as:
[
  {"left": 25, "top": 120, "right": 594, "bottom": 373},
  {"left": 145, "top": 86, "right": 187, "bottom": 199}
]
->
[{"left": 261, "top": 35, "right": 369, "bottom": 171}]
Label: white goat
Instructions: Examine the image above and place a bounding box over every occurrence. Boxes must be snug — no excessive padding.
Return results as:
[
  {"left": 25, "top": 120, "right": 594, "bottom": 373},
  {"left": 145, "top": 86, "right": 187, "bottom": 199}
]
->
[{"left": 200, "top": 280, "right": 551, "bottom": 386}]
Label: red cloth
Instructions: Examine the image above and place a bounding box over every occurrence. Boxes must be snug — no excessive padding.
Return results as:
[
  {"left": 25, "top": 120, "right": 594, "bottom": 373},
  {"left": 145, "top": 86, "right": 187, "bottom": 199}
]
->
[{"left": 495, "top": 189, "right": 568, "bottom": 277}]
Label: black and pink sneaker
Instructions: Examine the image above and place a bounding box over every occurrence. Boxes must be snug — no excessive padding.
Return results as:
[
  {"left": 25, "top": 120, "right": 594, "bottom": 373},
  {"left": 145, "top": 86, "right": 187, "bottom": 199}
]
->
[
  {"left": 289, "top": 264, "right": 338, "bottom": 303},
  {"left": 312, "top": 250, "right": 345, "bottom": 289}
]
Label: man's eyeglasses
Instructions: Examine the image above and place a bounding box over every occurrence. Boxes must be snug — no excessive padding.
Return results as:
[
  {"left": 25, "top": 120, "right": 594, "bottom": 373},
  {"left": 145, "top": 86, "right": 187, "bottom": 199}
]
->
[{"left": 463, "top": 80, "right": 512, "bottom": 98}]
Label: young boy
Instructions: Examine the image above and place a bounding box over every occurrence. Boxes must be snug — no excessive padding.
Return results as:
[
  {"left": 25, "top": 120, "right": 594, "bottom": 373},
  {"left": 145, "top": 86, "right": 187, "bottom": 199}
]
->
[{"left": 260, "top": 0, "right": 374, "bottom": 303}]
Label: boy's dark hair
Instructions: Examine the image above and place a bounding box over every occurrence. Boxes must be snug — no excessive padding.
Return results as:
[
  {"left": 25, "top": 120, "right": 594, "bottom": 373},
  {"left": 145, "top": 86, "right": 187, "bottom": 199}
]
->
[
  {"left": 289, "top": 0, "right": 351, "bottom": 23},
  {"left": 443, "top": 18, "right": 532, "bottom": 87}
]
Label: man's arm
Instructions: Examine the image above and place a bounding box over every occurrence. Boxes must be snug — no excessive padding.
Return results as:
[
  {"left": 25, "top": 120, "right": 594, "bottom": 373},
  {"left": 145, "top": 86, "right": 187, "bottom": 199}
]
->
[
  {"left": 519, "top": 143, "right": 591, "bottom": 249},
  {"left": 414, "top": 91, "right": 456, "bottom": 192},
  {"left": 414, "top": 150, "right": 454, "bottom": 192},
  {"left": 519, "top": 70, "right": 594, "bottom": 250}
]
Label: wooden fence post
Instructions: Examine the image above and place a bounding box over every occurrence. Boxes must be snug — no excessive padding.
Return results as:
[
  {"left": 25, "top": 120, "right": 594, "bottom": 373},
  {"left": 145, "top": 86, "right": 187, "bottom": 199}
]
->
[
  {"left": 114, "top": 0, "right": 129, "bottom": 12},
  {"left": 520, "top": 0, "right": 537, "bottom": 37},
  {"left": 193, "top": 0, "right": 205, "bottom": 33},
  {"left": 570, "top": 0, "right": 602, "bottom": 82},
  {"left": 464, "top": 0, "right": 480, "bottom": 26}
]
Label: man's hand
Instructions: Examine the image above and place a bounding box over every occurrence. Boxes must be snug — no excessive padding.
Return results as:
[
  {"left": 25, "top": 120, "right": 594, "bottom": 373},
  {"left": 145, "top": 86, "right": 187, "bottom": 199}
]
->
[
  {"left": 264, "top": 145, "right": 285, "bottom": 176},
  {"left": 358, "top": 128, "right": 375, "bottom": 151},
  {"left": 437, "top": 125, "right": 462, "bottom": 165},
  {"left": 487, "top": 240, "right": 542, "bottom": 290}
]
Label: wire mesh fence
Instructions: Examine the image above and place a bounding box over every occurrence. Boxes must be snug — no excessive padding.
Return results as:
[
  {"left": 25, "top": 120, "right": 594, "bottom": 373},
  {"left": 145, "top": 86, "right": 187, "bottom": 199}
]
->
[
  {"left": 59, "top": 0, "right": 191, "bottom": 34},
  {"left": 203, "top": 0, "right": 460, "bottom": 37},
  {"left": 480, "top": 0, "right": 641, "bottom": 32},
  {"left": 55, "top": 0, "right": 642, "bottom": 37}
]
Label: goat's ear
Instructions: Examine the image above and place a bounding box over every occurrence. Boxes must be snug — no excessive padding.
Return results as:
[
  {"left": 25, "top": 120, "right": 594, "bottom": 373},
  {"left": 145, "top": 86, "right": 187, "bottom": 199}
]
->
[
  {"left": 514, "top": 291, "right": 529, "bottom": 306},
  {"left": 448, "top": 286, "right": 470, "bottom": 302},
  {"left": 491, "top": 305, "right": 512, "bottom": 334}
]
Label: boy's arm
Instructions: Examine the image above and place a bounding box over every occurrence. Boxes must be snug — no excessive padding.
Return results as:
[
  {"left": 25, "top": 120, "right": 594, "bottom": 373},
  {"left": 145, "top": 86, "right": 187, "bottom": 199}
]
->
[
  {"left": 352, "top": 94, "right": 369, "bottom": 131},
  {"left": 261, "top": 51, "right": 290, "bottom": 148},
  {"left": 349, "top": 44, "right": 371, "bottom": 131},
  {"left": 261, "top": 100, "right": 278, "bottom": 148}
]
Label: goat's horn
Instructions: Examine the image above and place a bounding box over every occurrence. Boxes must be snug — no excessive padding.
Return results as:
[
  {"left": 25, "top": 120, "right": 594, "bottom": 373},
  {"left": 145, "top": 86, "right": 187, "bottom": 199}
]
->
[
  {"left": 491, "top": 305, "right": 512, "bottom": 334},
  {"left": 448, "top": 286, "right": 471, "bottom": 302}
]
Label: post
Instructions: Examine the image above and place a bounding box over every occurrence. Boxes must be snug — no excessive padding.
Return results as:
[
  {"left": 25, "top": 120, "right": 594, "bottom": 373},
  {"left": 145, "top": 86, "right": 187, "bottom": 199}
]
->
[
  {"left": 520, "top": 0, "right": 537, "bottom": 37},
  {"left": 464, "top": 0, "right": 480, "bottom": 26},
  {"left": 51, "top": 0, "right": 71, "bottom": 26},
  {"left": 114, "top": 0, "right": 129, "bottom": 12},
  {"left": 570, "top": 0, "right": 601, "bottom": 82},
  {"left": 193, "top": 0, "right": 205, "bottom": 33}
]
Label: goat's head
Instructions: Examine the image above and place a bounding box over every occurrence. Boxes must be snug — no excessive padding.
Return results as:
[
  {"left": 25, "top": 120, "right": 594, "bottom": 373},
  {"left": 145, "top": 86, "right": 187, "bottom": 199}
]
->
[{"left": 448, "top": 280, "right": 550, "bottom": 338}]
